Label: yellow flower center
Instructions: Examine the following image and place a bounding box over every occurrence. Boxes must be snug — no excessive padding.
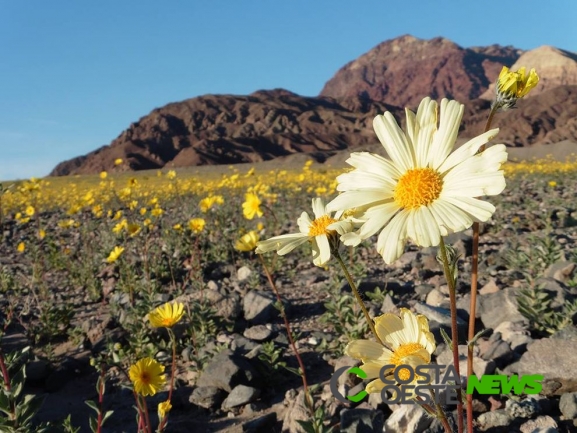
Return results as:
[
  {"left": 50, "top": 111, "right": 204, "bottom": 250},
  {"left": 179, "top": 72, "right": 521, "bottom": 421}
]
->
[
  {"left": 390, "top": 342, "right": 427, "bottom": 382},
  {"left": 308, "top": 215, "right": 337, "bottom": 236},
  {"left": 394, "top": 168, "right": 443, "bottom": 209}
]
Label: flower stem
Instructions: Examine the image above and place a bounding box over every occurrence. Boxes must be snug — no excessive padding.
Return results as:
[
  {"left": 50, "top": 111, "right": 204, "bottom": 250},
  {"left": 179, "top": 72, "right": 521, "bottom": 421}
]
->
[
  {"left": 333, "top": 250, "right": 383, "bottom": 346},
  {"left": 257, "top": 255, "right": 315, "bottom": 411},
  {"left": 468, "top": 104, "right": 498, "bottom": 432},
  {"left": 438, "top": 237, "right": 463, "bottom": 433},
  {"left": 428, "top": 390, "right": 453, "bottom": 433}
]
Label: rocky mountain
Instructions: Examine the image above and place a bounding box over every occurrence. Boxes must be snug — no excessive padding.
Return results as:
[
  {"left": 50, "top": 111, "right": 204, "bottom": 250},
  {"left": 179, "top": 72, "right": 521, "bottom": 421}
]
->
[
  {"left": 51, "top": 35, "right": 577, "bottom": 176},
  {"left": 319, "top": 35, "right": 522, "bottom": 108}
]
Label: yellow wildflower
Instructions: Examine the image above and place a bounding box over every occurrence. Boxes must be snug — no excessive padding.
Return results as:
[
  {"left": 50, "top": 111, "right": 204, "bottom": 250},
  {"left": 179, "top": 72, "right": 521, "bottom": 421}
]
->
[
  {"left": 114, "top": 158, "right": 123, "bottom": 166},
  {"left": 494, "top": 66, "right": 539, "bottom": 110},
  {"left": 100, "top": 171, "right": 108, "bottom": 179},
  {"left": 188, "top": 218, "right": 205, "bottom": 234},
  {"left": 17, "top": 242, "right": 25, "bottom": 253},
  {"left": 129, "top": 358, "right": 166, "bottom": 397},
  {"left": 235, "top": 231, "right": 260, "bottom": 252},
  {"left": 158, "top": 400, "right": 172, "bottom": 419},
  {"left": 106, "top": 246, "right": 124, "bottom": 263},
  {"left": 149, "top": 302, "right": 185, "bottom": 328},
  {"left": 242, "top": 192, "right": 263, "bottom": 220}
]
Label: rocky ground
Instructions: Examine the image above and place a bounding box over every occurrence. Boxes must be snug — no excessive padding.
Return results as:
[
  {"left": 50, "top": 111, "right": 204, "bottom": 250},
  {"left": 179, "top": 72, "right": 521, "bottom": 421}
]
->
[{"left": 1, "top": 168, "right": 577, "bottom": 433}]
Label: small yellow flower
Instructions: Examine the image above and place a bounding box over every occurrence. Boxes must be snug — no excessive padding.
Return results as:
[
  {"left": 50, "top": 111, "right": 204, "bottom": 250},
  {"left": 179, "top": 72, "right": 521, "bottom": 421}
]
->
[
  {"left": 173, "top": 223, "right": 182, "bottom": 231},
  {"left": 127, "top": 223, "right": 141, "bottom": 237},
  {"left": 158, "top": 400, "right": 172, "bottom": 419},
  {"left": 17, "top": 242, "right": 25, "bottom": 253},
  {"left": 166, "top": 170, "right": 177, "bottom": 180},
  {"left": 188, "top": 218, "right": 205, "bottom": 234},
  {"left": 112, "top": 219, "right": 128, "bottom": 234},
  {"left": 25, "top": 205, "right": 35, "bottom": 217},
  {"left": 106, "top": 246, "right": 124, "bottom": 263},
  {"left": 112, "top": 210, "right": 123, "bottom": 220},
  {"left": 548, "top": 180, "right": 557, "bottom": 187},
  {"left": 149, "top": 302, "right": 185, "bottom": 328},
  {"left": 242, "top": 192, "right": 263, "bottom": 220},
  {"left": 139, "top": 207, "right": 147, "bottom": 216},
  {"left": 38, "top": 229, "right": 46, "bottom": 240},
  {"left": 114, "top": 158, "right": 123, "bottom": 166},
  {"left": 58, "top": 219, "right": 76, "bottom": 229},
  {"left": 151, "top": 207, "right": 164, "bottom": 217},
  {"left": 100, "top": 171, "right": 108, "bottom": 179},
  {"left": 235, "top": 231, "right": 260, "bottom": 252},
  {"left": 129, "top": 358, "right": 166, "bottom": 397},
  {"left": 494, "top": 66, "right": 539, "bottom": 110}
]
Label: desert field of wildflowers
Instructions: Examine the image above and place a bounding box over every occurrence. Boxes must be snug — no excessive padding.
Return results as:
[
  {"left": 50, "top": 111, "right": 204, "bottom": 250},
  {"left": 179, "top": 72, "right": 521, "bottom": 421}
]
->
[{"left": 2, "top": 68, "right": 577, "bottom": 433}]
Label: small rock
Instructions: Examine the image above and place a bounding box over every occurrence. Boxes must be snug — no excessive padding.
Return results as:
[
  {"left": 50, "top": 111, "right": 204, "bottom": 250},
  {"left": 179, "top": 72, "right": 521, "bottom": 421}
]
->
[
  {"left": 545, "top": 261, "right": 576, "bottom": 283},
  {"left": 477, "top": 409, "right": 511, "bottom": 431},
  {"left": 189, "top": 386, "right": 225, "bottom": 409},
  {"left": 243, "top": 325, "right": 273, "bottom": 342},
  {"left": 436, "top": 345, "right": 495, "bottom": 379},
  {"left": 513, "top": 332, "right": 577, "bottom": 395},
  {"left": 242, "top": 412, "right": 277, "bottom": 432},
  {"left": 426, "top": 289, "right": 447, "bottom": 307},
  {"left": 26, "top": 360, "right": 49, "bottom": 382},
  {"left": 478, "top": 287, "right": 528, "bottom": 330},
  {"left": 384, "top": 405, "right": 432, "bottom": 433},
  {"left": 506, "top": 397, "right": 541, "bottom": 419},
  {"left": 493, "top": 321, "right": 532, "bottom": 352},
  {"left": 243, "top": 290, "right": 279, "bottom": 324},
  {"left": 479, "top": 279, "right": 500, "bottom": 295},
  {"left": 478, "top": 334, "right": 514, "bottom": 368},
  {"left": 559, "top": 391, "right": 577, "bottom": 420},
  {"left": 282, "top": 390, "right": 310, "bottom": 433},
  {"left": 519, "top": 415, "right": 558, "bottom": 433},
  {"left": 222, "top": 385, "right": 260, "bottom": 410},
  {"left": 380, "top": 293, "right": 396, "bottom": 313},
  {"left": 238, "top": 266, "right": 252, "bottom": 282},
  {"left": 340, "top": 408, "right": 384, "bottom": 432},
  {"left": 196, "top": 351, "right": 261, "bottom": 392}
]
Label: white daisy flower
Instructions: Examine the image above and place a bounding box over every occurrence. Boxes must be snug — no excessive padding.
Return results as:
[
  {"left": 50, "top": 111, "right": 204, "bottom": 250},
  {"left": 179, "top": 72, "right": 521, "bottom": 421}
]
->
[
  {"left": 327, "top": 97, "right": 507, "bottom": 264},
  {"left": 255, "top": 197, "right": 353, "bottom": 266}
]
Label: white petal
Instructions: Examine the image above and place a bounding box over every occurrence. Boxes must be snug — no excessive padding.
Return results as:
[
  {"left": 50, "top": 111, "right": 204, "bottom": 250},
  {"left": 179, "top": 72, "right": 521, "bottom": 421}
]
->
[
  {"left": 376, "top": 210, "right": 410, "bottom": 264},
  {"left": 428, "top": 200, "right": 473, "bottom": 235},
  {"left": 311, "top": 197, "right": 326, "bottom": 220},
  {"left": 327, "top": 220, "right": 354, "bottom": 235},
  {"left": 312, "top": 235, "right": 331, "bottom": 266},
  {"left": 297, "top": 211, "right": 312, "bottom": 235},
  {"left": 405, "top": 207, "right": 441, "bottom": 248},
  {"left": 345, "top": 152, "right": 403, "bottom": 179},
  {"left": 360, "top": 361, "right": 390, "bottom": 379},
  {"left": 373, "top": 112, "right": 414, "bottom": 171},
  {"left": 441, "top": 196, "right": 496, "bottom": 222},
  {"left": 437, "top": 128, "right": 499, "bottom": 174},
  {"left": 346, "top": 339, "right": 391, "bottom": 361},
  {"left": 413, "top": 98, "right": 438, "bottom": 167},
  {"left": 400, "top": 309, "right": 420, "bottom": 343},
  {"left": 255, "top": 233, "right": 308, "bottom": 255},
  {"left": 335, "top": 170, "right": 397, "bottom": 192},
  {"left": 429, "top": 99, "right": 464, "bottom": 168},
  {"left": 326, "top": 191, "right": 391, "bottom": 213},
  {"left": 375, "top": 314, "right": 404, "bottom": 349},
  {"left": 341, "top": 231, "right": 363, "bottom": 247},
  {"left": 357, "top": 202, "right": 400, "bottom": 240}
]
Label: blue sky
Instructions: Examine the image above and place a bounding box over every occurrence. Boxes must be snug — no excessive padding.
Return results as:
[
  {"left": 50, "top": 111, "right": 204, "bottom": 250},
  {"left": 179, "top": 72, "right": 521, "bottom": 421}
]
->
[{"left": 1, "top": 1, "right": 576, "bottom": 180}]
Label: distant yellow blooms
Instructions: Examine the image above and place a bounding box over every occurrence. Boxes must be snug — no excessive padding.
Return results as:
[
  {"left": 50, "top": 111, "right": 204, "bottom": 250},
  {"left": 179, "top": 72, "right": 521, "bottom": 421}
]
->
[
  {"left": 25, "top": 205, "right": 35, "bottom": 216},
  {"left": 199, "top": 195, "right": 224, "bottom": 213},
  {"left": 106, "top": 246, "right": 124, "bottom": 263},
  {"left": 100, "top": 171, "right": 108, "bottom": 179},
  {"left": 114, "top": 158, "right": 123, "bottom": 166},
  {"left": 188, "top": 218, "right": 205, "bottom": 234},
  {"left": 548, "top": 180, "right": 557, "bottom": 187},
  {"left": 166, "top": 170, "right": 177, "bottom": 180},
  {"left": 242, "top": 192, "right": 263, "bottom": 220},
  {"left": 17, "top": 242, "right": 25, "bottom": 253}
]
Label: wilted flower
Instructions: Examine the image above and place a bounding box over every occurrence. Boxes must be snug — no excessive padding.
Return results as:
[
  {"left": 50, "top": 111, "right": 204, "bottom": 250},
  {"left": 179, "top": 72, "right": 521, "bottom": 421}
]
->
[
  {"left": 346, "top": 308, "right": 435, "bottom": 394},
  {"left": 157, "top": 400, "right": 172, "bottom": 419},
  {"left": 494, "top": 66, "right": 539, "bottom": 110},
  {"left": 129, "top": 357, "right": 166, "bottom": 396},
  {"left": 327, "top": 97, "right": 507, "bottom": 264},
  {"left": 149, "top": 302, "right": 185, "bottom": 328}
]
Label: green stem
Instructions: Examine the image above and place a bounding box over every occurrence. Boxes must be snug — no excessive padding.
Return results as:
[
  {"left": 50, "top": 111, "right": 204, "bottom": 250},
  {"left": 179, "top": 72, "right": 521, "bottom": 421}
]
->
[
  {"left": 333, "top": 250, "right": 382, "bottom": 346},
  {"left": 438, "top": 237, "right": 463, "bottom": 433}
]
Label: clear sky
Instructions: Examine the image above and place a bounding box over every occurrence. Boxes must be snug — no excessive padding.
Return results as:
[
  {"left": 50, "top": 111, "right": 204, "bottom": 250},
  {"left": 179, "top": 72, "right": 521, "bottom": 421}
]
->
[{"left": 1, "top": 0, "right": 576, "bottom": 180}]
